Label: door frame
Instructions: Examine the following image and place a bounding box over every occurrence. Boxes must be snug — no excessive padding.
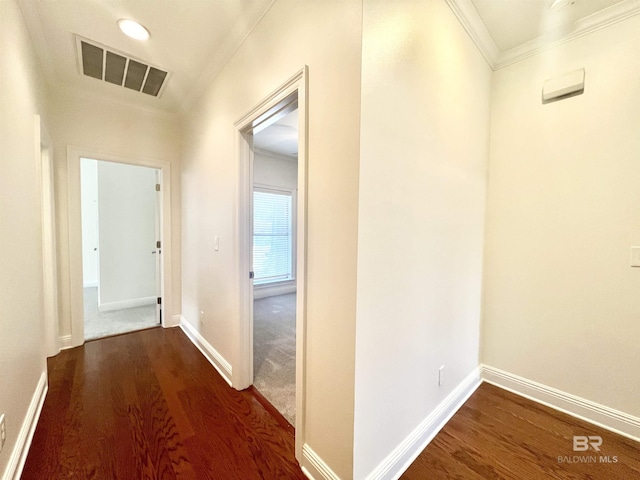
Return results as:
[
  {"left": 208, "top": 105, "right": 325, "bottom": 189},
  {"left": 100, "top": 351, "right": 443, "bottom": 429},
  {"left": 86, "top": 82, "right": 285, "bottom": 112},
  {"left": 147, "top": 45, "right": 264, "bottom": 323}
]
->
[
  {"left": 36, "top": 114, "right": 60, "bottom": 357},
  {"left": 234, "top": 66, "right": 308, "bottom": 460},
  {"left": 67, "top": 146, "right": 173, "bottom": 347}
]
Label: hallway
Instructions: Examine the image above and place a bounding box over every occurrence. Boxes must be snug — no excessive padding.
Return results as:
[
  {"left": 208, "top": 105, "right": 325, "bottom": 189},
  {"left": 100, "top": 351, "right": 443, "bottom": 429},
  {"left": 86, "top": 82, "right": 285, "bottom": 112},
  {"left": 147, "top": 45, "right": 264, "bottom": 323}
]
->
[{"left": 22, "top": 328, "right": 304, "bottom": 479}]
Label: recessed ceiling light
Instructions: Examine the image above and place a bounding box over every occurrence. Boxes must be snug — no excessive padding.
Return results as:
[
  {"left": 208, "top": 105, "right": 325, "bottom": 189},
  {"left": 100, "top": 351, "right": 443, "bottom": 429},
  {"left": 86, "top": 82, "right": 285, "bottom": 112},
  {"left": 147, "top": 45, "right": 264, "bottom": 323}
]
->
[{"left": 117, "top": 19, "right": 150, "bottom": 40}]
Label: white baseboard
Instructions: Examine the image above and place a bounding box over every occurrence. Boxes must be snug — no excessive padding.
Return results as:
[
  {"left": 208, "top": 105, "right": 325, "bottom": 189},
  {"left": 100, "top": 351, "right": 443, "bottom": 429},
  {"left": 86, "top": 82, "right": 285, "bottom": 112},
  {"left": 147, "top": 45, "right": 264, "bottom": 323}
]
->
[
  {"left": 367, "top": 367, "right": 482, "bottom": 480},
  {"left": 301, "top": 444, "right": 341, "bottom": 480},
  {"left": 253, "top": 282, "right": 296, "bottom": 299},
  {"left": 98, "top": 296, "right": 156, "bottom": 312},
  {"left": 3, "top": 371, "right": 48, "bottom": 480},
  {"left": 166, "top": 314, "right": 181, "bottom": 328},
  {"left": 481, "top": 365, "right": 640, "bottom": 442},
  {"left": 179, "top": 316, "right": 233, "bottom": 387},
  {"left": 59, "top": 334, "right": 73, "bottom": 350}
]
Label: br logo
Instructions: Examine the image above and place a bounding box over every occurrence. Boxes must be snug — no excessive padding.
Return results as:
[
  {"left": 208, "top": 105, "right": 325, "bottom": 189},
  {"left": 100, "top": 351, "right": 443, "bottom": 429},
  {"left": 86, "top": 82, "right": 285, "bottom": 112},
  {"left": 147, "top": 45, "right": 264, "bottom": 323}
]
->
[{"left": 573, "top": 435, "right": 602, "bottom": 452}]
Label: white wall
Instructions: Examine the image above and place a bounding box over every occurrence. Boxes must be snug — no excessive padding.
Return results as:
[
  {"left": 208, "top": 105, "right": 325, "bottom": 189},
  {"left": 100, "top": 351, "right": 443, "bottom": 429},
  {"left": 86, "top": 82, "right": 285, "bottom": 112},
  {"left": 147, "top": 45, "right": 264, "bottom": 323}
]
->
[
  {"left": 482, "top": 14, "right": 640, "bottom": 418},
  {"left": 80, "top": 159, "right": 98, "bottom": 287},
  {"left": 0, "top": 0, "right": 49, "bottom": 476},
  {"left": 353, "top": 1, "right": 492, "bottom": 477},
  {"left": 181, "top": 0, "right": 362, "bottom": 476},
  {"left": 254, "top": 150, "right": 298, "bottom": 190},
  {"left": 97, "top": 161, "right": 157, "bottom": 307},
  {"left": 50, "top": 92, "right": 182, "bottom": 338}
]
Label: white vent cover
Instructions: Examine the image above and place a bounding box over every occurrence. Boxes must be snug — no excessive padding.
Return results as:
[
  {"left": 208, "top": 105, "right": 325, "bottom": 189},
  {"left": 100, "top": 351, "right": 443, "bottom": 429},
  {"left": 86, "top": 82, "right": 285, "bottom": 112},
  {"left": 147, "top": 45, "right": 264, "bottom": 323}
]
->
[
  {"left": 75, "top": 36, "right": 169, "bottom": 97},
  {"left": 542, "top": 69, "right": 585, "bottom": 103}
]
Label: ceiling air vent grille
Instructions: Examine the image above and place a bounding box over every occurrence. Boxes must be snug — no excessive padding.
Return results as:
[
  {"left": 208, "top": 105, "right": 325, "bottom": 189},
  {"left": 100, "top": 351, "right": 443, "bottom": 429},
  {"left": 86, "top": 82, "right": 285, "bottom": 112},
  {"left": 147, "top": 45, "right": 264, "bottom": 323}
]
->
[{"left": 76, "top": 37, "right": 169, "bottom": 98}]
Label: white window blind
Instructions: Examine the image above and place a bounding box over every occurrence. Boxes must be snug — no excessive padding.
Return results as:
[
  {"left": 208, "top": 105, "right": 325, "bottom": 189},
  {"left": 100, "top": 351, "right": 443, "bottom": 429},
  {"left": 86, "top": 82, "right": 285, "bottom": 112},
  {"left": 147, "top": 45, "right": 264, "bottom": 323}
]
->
[{"left": 253, "top": 190, "right": 293, "bottom": 284}]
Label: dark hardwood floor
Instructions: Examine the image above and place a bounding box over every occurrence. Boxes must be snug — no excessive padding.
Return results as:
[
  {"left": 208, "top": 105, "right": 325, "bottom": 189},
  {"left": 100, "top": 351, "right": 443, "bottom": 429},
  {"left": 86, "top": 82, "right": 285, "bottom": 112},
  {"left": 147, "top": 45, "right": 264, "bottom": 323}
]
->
[
  {"left": 402, "top": 382, "right": 640, "bottom": 480},
  {"left": 21, "top": 327, "right": 640, "bottom": 480},
  {"left": 22, "top": 327, "right": 306, "bottom": 480}
]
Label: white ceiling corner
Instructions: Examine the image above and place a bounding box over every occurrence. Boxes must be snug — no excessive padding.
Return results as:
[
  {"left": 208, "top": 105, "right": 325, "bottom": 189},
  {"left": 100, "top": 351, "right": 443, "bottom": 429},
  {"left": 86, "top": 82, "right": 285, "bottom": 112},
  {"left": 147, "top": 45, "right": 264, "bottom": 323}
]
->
[
  {"left": 17, "top": 0, "right": 58, "bottom": 82},
  {"left": 253, "top": 108, "right": 299, "bottom": 158},
  {"left": 179, "top": 0, "right": 278, "bottom": 113},
  {"left": 494, "top": 0, "right": 640, "bottom": 68},
  {"left": 447, "top": 0, "right": 640, "bottom": 70},
  {"left": 444, "top": 0, "right": 500, "bottom": 68}
]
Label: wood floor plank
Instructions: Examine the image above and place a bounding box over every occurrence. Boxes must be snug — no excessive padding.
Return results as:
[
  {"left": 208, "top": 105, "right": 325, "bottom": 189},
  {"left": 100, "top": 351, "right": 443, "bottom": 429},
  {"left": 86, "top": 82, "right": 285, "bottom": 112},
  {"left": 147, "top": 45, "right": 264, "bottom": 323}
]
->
[
  {"left": 22, "top": 327, "right": 305, "bottom": 479},
  {"left": 24, "top": 328, "right": 638, "bottom": 479},
  {"left": 402, "top": 382, "right": 640, "bottom": 479}
]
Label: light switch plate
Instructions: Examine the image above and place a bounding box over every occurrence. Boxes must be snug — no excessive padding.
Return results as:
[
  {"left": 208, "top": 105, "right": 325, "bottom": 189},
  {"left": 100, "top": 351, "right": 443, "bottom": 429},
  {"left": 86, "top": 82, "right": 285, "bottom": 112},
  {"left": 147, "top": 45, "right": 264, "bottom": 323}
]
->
[{"left": 630, "top": 247, "right": 640, "bottom": 267}]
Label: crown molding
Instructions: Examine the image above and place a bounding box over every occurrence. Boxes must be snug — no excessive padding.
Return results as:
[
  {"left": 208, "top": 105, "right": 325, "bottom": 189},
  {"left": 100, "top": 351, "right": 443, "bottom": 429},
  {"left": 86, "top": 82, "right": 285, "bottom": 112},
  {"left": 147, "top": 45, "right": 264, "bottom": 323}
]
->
[
  {"left": 447, "top": 0, "right": 640, "bottom": 71},
  {"left": 179, "top": 0, "right": 277, "bottom": 114},
  {"left": 253, "top": 147, "right": 297, "bottom": 161},
  {"left": 444, "top": 0, "right": 500, "bottom": 69},
  {"left": 17, "top": 0, "right": 59, "bottom": 82},
  {"left": 495, "top": 0, "right": 640, "bottom": 69}
]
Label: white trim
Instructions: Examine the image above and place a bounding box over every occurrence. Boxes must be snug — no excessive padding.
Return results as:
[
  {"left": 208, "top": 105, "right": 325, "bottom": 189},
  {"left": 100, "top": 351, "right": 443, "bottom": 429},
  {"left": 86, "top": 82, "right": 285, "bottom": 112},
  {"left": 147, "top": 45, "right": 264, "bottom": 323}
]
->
[
  {"left": 481, "top": 365, "right": 640, "bottom": 442},
  {"left": 180, "top": 0, "right": 277, "bottom": 112},
  {"left": 59, "top": 335, "right": 73, "bottom": 350},
  {"left": 253, "top": 281, "right": 297, "bottom": 299},
  {"left": 253, "top": 148, "right": 298, "bottom": 162},
  {"left": 97, "top": 296, "right": 156, "bottom": 312},
  {"left": 83, "top": 281, "right": 98, "bottom": 288},
  {"left": 36, "top": 115, "right": 60, "bottom": 358},
  {"left": 179, "top": 316, "right": 233, "bottom": 387},
  {"left": 496, "top": 0, "right": 640, "bottom": 69},
  {"left": 301, "top": 444, "right": 341, "bottom": 480},
  {"left": 446, "top": 0, "right": 640, "bottom": 70},
  {"left": 66, "top": 146, "right": 173, "bottom": 347},
  {"left": 367, "top": 367, "right": 482, "bottom": 480},
  {"left": 444, "top": 0, "right": 499, "bottom": 68},
  {"left": 235, "top": 66, "right": 309, "bottom": 462},
  {"left": 3, "top": 372, "right": 48, "bottom": 480}
]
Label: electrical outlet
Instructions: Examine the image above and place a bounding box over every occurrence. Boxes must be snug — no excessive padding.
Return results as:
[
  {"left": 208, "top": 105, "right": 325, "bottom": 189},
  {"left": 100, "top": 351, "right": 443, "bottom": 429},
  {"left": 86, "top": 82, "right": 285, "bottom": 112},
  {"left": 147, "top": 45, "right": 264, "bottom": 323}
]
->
[
  {"left": 0, "top": 414, "right": 6, "bottom": 453},
  {"left": 438, "top": 366, "right": 445, "bottom": 387}
]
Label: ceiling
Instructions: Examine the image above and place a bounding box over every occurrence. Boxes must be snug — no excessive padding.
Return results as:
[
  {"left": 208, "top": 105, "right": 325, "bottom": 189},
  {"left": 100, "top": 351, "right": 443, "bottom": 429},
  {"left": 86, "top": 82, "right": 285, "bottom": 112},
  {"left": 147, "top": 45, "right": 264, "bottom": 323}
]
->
[
  {"left": 17, "top": 0, "right": 640, "bottom": 114},
  {"left": 471, "top": 0, "right": 625, "bottom": 52},
  {"left": 18, "top": 0, "right": 274, "bottom": 114},
  {"left": 254, "top": 109, "right": 298, "bottom": 159},
  {"left": 456, "top": 0, "right": 640, "bottom": 68}
]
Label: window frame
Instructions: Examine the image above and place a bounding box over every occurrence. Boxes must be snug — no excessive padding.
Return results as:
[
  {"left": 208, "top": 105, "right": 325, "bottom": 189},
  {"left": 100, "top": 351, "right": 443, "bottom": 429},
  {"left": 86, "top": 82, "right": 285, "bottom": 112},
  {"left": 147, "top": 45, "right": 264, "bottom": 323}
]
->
[{"left": 252, "top": 184, "right": 297, "bottom": 286}]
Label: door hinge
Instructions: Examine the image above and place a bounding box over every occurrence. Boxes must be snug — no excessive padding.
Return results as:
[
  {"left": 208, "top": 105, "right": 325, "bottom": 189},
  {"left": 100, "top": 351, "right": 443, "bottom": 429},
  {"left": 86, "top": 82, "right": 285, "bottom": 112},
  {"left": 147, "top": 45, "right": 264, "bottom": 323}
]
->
[
  {"left": 155, "top": 183, "right": 161, "bottom": 192},
  {"left": 249, "top": 271, "right": 255, "bottom": 279},
  {"left": 157, "top": 297, "right": 162, "bottom": 305},
  {"left": 156, "top": 240, "right": 161, "bottom": 249}
]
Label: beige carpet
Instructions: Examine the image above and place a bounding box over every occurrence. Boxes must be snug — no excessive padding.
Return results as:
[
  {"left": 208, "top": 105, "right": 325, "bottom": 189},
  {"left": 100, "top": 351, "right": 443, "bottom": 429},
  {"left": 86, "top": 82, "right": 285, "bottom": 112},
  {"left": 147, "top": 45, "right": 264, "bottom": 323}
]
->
[
  {"left": 84, "top": 287, "right": 158, "bottom": 341},
  {"left": 253, "top": 293, "right": 296, "bottom": 425}
]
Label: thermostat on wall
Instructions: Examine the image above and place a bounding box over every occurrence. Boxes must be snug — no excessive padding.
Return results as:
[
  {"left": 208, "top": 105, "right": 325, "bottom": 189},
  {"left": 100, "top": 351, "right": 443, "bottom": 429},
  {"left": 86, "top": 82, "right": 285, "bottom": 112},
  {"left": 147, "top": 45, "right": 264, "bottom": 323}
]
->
[{"left": 542, "top": 68, "right": 585, "bottom": 103}]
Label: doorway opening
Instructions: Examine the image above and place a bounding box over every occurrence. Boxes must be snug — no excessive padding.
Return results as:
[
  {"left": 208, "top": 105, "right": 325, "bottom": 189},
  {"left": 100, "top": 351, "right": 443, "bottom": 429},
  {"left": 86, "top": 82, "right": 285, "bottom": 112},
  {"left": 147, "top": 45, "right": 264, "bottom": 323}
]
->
[
  {"left": 80, "top": 158, "right": 161, "bottom": 341},
  {"left": 235, "top": 67, "right": 308, "bottom": 460},
  {"left": 252, "top": 108, "right": 299, "bottom": 426}
]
